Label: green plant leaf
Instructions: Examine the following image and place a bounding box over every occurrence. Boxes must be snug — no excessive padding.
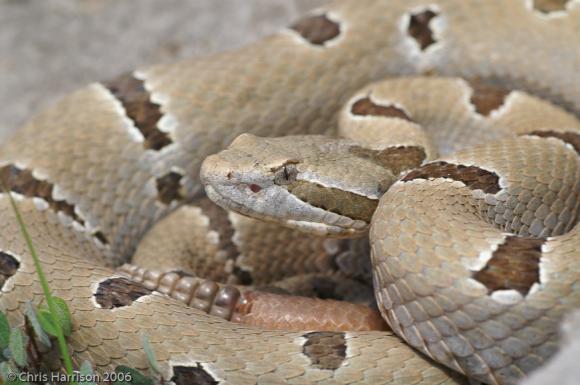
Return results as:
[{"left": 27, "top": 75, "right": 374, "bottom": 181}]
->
[
  {"left": 114, "top": 365, "right": 154, "bottom": 385},
  {"left": 78, "top": 360, "right": 96, "bottom": 385},
  {"left": 0, "top": 313, "right": 10, "bottom": 351},
  {"left": 3, "top": 188, "right": 76, "bottom": 379},
  {"left": 24, "top": 302, "right": 51, "bottom": 348},
  {"left": 141, "top": 334, "right": 161, "bottom": 375},
  {"left": 51, "top": 297, "right": 73, "bottom": 337},
  {"left": 36, "top": 298, "right": 73, "bottom": 338},
  {"left": 0, "top": 361, "right": 14, "bottom": 379},
  {"left": 8, "top": 328, "right": 27, "bottom": 367},
  {"left": 36, "top": 309, "right": 57, "bottom": 337}
]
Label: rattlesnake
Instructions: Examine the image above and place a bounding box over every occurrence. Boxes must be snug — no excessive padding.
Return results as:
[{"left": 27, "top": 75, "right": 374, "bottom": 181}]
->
[{"left": 0, "top": 1, "right": 579, "bottom": 385}]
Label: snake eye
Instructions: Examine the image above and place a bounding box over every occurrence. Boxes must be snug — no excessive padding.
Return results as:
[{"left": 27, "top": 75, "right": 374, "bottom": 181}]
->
[{"left": 272, "top": 161, "right": 299, "bottom": 185}]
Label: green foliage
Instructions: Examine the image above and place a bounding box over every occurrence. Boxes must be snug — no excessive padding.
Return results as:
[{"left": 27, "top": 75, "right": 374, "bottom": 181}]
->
[
  {"left": 36, "top": 309, "right": 56, "bottom": 337},
  {"left": 0, "top": 361, "right": 30, "bottom": 385},
  {"left": 36, "top": 297, "right": 72, "bottom": 338},
  {"left": 0, "top": 312, "right": 10, "bottom": 353},
  {"left": 141, "top": 334, "right": 161, "bottom": 375},
  {"left": 1, "top": 305, "right": 147, "bottom": 385},
  {"left": 1, "top": 189, "right": 164, "bottom": 384},
  {"left": 78, "top": 361, "right": 96, "bottom": 385},
  {"left": 24, "top": 302, "right": 51, "bottom": 348},
  {"left": 4, "top": 188, "right": 76, "bottom": 381},
  {"left": 8, "top": 328, "right": 27, "bottom": 368}
]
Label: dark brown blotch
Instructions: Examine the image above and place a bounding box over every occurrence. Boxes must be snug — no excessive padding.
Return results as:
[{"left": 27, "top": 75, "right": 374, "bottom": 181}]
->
[
  {"left": 290, "top": 14, "right": 340, "bottom": 46},
  {"left": 303, "top": 331, "right": 347, "bottom": 370},
  {"left": 407, "top": 9, "right": 438, "bottom": 50},
  {"left": 0, "top": 165, "right": 84, "bottom": 225},
  {"left": 171, "top": 364, "right": 218, "bottom": 385},
  {"left": 196, "top": 198, "right": 247, "bottom": 283},
  {"left": 402, "top": 161, "right": 500, "bottom": 194},
  {"left": 468, "top": 80, "right": 511, "bottom": 116},
  {"left": 526, "top": 130, "right": 580, "bottom": 154},
  {"left": 532, "top": 0, "right": 570, "bottom": 13},
  {"left": 93, "top": 231, "right": 109, "bottom": 245},
  {"left": 351, "top": 97, "right": 413, "bottom": 122},
  {"left": 156, "top": 171, "right": 183, "bottom": 204},
  {"left": 350, "top": 145, "right": 426, "bottom": 175},
  {"left": 286, "top": 180, "right": 378, "bottom": 223},
  {"left": 0, "top": 251, "right": 20, "bottom": 289},
  {"left": 473, "top": 236, "right": 545, "bottom": 296},
  {"left": 103, "top": 73, "right": 172, "bottom": 151},
  {"left": 94, "top": 277, "right": 152, "bottom": 309}
]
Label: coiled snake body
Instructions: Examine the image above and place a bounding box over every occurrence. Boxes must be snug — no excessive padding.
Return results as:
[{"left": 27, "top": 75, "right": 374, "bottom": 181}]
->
[{"left": 1, "top": 1, "right": 579, "bottom": 384}]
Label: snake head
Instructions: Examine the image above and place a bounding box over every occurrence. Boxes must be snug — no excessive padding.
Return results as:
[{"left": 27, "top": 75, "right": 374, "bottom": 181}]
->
[{"left": 200, "top": 133, "right": 400, "bottom": 238}]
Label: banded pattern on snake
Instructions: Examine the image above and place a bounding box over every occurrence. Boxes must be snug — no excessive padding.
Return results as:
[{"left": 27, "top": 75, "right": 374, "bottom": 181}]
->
[{"left": 0, "top": 1, "right": 579, "bottom": 384}]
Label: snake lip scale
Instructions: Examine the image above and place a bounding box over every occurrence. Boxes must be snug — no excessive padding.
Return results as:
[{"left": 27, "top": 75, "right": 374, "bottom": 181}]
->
[{"left": 1, "top": 1, "right": 580, "bottom": 385}]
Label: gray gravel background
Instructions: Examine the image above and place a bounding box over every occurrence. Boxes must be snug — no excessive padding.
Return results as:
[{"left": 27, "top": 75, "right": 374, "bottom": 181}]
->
[
  {"left": 0, "top": 1, "right": 576, "bottom": 384},
  {"left": 0, "top": 0, "right": 328, "bottom": 140}
]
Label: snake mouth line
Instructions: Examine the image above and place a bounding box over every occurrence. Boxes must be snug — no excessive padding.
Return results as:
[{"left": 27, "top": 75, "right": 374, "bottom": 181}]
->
[
  {"left": 284, "top": 219, "right": 361, "bottom": 237},
  {"left": 204, "top": 182, "right": 362, "bottom": 237},
  {"left": 203, "top": 184, "right": 247, "bottom": 216},
  {"left": 203, "top": 183, "right": 280, "bottom": 226}
]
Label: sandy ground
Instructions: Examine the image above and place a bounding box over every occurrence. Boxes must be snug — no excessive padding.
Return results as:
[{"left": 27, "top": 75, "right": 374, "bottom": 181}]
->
[{"left": 0, "top": 1, "right": 576, "bottom": 384}]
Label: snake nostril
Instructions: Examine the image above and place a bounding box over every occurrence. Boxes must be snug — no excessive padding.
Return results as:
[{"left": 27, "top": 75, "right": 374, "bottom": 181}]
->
[
  {"left": 249, "top": 184, "right": 262, "bottom": 193},
  {"left": 227, "top": 171, "right": 233, "bottom": 180}
]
